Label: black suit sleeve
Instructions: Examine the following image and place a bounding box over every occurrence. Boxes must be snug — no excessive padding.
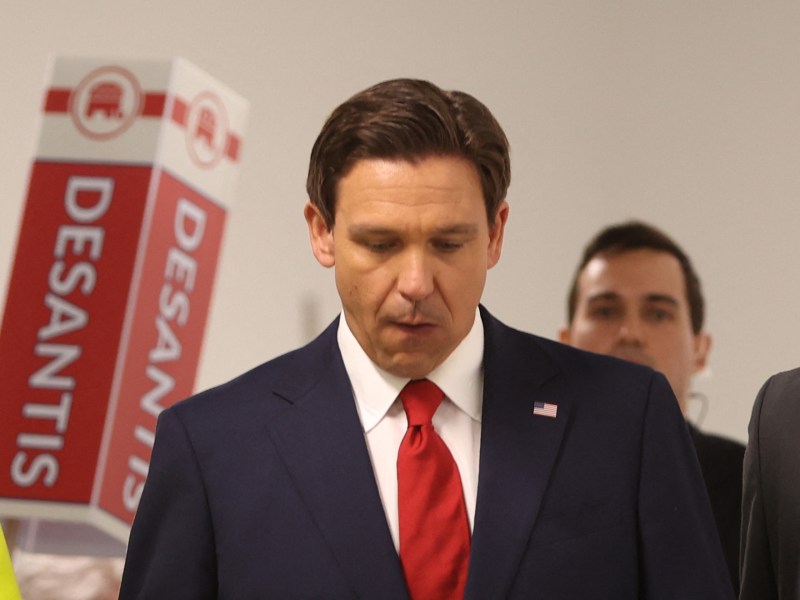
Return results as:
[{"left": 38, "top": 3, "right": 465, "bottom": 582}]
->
[{"left": 637, "top": 373, "right": 735, "bottom": 599}]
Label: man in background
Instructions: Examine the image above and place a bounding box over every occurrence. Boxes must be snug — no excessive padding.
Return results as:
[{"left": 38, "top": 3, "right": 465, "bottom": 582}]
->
[
  {"left": 559, "top": 220, "right": 745, "bottom": 592},
  {"left": 740, "top": 368, "right": 800, "bottom": 599}
]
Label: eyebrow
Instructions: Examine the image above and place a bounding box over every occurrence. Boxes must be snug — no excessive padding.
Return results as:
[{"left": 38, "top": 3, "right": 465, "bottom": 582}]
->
[
  {"left": 433, "top": 224, "right": 480, "bottom": 236},
  {"left": 586, "top": 292, "right": 680, "bottom": 306},
  {"left": 347, "top": 223, "right": 480, "bottom": 237}
]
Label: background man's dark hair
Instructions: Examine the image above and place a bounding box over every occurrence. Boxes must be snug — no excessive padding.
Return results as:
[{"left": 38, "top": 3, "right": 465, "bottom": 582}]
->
[
  {"left": 306, "top": 78, "right": 511, "bottom": 228},
  {"left": 566, "top": 221, "right": 705, "bottom": 334}
]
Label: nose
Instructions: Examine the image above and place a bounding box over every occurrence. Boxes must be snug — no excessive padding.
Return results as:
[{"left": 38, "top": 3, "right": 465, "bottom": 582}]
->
[
  {"left": 396, "top": 250, "right": 434, "bottom": 304},
  {"left": 618, "top": 315, "right": 644, "bottom": 345}
]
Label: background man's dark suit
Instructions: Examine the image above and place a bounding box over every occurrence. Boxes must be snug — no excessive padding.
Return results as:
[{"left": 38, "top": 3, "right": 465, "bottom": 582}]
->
[
  {"left": 688, "top": 424, "right": 745, "bottom": 592},
  {"left": 740, "top": 367, "right": 800, "bottom": 599},
  {"left": 120, "top": 308, "right": 733, "bottom": 599}
]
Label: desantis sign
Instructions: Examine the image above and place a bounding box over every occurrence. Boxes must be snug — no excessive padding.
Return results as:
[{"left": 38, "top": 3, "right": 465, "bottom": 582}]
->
[{"left": 0, "top": 57, "right": 248, "bottom": 544}]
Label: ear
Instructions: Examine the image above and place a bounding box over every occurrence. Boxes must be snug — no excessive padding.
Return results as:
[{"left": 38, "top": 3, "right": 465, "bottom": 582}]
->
[
  {"left": 692, "top": 331, "right": 712, "bottom": 374},
  {"left": 304, "top": 202, "right": 335, "bottom": 268},
  {"left": 487, "top": 201, "right": 510, "bottom": 269},
  {"left": 557, "top": 327, "right": 572, "bottom": 345}
]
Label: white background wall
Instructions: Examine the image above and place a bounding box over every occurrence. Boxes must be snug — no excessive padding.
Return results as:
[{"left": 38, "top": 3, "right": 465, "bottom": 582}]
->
[{"left": 2, "top": 1, "right": 799, "bottom": 444}]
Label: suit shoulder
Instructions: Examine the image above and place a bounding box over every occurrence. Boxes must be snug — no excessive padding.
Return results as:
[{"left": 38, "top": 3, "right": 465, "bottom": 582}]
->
[
  {"left": 753, "top": 367, "right": 800, "bottom": 427},
  {"left": 770, "top": 366, "right": 800, "bottom": 383},
  {"left": 483, "top": 310, "right": 660, "bottom": 396},
  {"left": 536, "top": 333, "right": 646, "bottom": 371},
  {"left": 761, "top": 367, "right": 800, "bottom": 399},
  {"left": 500, "top": 318, "right": 656, "bottom": 380},
  {"left": 168, "top": 318, "right": 340, "bottom": 419}
]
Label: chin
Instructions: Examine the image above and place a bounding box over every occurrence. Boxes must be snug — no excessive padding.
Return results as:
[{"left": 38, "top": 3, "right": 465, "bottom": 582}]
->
[
  {"left": 380, "top": 354, "right": 441, "bottom": 380},
  {"left": 384, "top": 363, "right": 432, "bottom": 380}
]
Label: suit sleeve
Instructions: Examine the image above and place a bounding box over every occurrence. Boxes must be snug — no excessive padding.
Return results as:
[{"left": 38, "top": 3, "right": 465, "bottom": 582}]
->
[
  {"left": 637, "top": 373, "right": 735, "bottom": 599},
  {"left": 739, "top": 376, "right": 779, "bottom": 600},
  {"left": 119, "top": 407, "right": 218, "bottom": 599}
]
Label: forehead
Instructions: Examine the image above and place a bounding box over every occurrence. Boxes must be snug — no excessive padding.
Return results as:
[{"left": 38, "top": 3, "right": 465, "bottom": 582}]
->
[
  {"left": 577, "top": 249, "right": 688, "bottom": 303},
  {"left": 335, "top": 156, "right": 484, "bottom": 216}
]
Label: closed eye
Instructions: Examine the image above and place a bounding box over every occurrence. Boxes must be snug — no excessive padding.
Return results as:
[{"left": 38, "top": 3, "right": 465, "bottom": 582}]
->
[
  {"left": 362, "top": 239, "right": 399, "bottom": 253},
  {"left": 432, "top": 239, "right": 466, "bottom": 252}
]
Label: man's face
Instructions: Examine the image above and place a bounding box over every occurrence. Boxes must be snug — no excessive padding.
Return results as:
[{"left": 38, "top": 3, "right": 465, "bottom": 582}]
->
[
  {"left": 305, "top": 155, "right": 508, "bottom": 378},
  {"left": 559, "top": 248, "right": 711, "bottom": 412}
]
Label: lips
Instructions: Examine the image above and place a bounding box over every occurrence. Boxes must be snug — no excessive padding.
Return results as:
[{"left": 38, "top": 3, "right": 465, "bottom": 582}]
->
[
  {"left": 393, "top": 321, "right": 435, "bottom": 332},
  {"left": 386, "top": 309, "right": 437, "bottom": 328},
  {"left": 385, "top": 313, "right": 439, "bottom": 339}
]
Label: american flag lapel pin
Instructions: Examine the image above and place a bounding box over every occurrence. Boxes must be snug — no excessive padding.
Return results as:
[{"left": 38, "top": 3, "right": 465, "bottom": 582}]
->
[{"left": 532, "top": 401, "right": 558, "bottom": 419}]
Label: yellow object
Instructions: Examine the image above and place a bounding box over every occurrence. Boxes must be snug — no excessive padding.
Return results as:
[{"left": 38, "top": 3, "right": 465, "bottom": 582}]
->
[{"left": 0, "top": 524, "right": 21, "bottom": 600}]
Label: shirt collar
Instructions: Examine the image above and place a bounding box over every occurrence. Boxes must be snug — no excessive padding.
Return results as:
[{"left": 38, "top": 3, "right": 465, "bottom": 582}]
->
[{"left": 338, "top": 309, "right": 485, "bottom": 432}]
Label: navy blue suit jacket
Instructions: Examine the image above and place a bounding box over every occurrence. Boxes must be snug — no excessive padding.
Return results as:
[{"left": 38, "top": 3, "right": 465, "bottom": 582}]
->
[{"left": 120, "top": 308, "right": 733, "bottom": 598}]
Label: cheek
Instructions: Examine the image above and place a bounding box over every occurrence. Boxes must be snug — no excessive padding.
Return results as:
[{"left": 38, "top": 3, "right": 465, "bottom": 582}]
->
[
  {"left": 575, "top": 332, "right": 605, "bottom": 352},
  {"left": 658, "top": 333, "right": 695, "bottom": 359},
  {"left": 339, "top": 267, "right": 393, "bottom": 312},
  {"left": 441, "top": 264, "right": 486, "bottom": 301},
  {"left": 651, "top": 336, "right": 696, "bottom": 376},
  {"left": 571, "top": 321, "right": 612, "bottom": 349}
]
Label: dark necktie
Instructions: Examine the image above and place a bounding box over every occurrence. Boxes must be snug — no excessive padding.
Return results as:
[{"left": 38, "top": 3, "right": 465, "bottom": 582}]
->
[{"left": 397, "top": 379, "right": 471, "bottom": 599}]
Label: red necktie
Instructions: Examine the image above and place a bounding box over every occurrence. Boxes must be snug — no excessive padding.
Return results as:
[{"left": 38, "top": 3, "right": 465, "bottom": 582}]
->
[{"left": 397, "top": 379, "right": 471, "bottom": 599}]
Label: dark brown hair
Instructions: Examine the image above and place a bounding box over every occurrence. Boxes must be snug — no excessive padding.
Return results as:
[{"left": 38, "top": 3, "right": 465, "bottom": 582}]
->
[
  {"left": 306, "top": 78, "right": 511, "bottom": 228},
  {"left": 566, "top": 221, "right": 705, "bottom": 334}
]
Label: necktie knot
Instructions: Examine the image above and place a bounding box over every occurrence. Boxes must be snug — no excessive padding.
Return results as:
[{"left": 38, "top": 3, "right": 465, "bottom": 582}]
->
[{"left": 399, "top": 379, "right": 444, "bottom": 427}]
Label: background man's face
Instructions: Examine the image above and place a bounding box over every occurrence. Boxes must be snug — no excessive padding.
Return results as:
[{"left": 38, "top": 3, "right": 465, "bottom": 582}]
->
[
  {"left": 559, "top": 248, "right": 710, "bottom": 412},
  {"left": 306, "top": 155, "right": 508, "bottom": 378}
]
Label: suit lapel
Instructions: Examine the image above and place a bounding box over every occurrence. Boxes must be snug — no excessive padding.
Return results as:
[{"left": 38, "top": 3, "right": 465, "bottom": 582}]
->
[
  {"left": 264, "top": 322, "right": 408, "bottom": 599},
  {"left": 466, "top": 310, "right": 570, "bottom": 599}
]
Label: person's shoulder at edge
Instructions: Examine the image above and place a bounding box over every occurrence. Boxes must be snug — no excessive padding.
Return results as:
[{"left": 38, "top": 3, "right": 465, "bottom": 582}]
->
[
  {"left": 749, "top": 366, "right": 800, "bottom": 431},
  {"left": 762, "top": 366, "right": 800, "bottom": 392}
]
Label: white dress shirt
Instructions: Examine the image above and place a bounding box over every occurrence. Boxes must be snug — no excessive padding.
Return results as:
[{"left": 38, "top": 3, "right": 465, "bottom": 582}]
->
[{"left": 337, "top": 309, "right": 484, "bottom": 552}]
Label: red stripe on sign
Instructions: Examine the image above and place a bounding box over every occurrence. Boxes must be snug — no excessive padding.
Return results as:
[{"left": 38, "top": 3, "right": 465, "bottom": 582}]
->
[
  {"left": 172, "top": 97, "right": 188, "bottom": 126},
  {"left": 45, "top": 88, "right": 166, "bottom": 117},
  {"left": 142, "top": 93, "right": 167, "bottom": 116},
  {"left": 45, "top": 88, "right": 71, "bottom": 112},
  {"left": 225, "top": 135, "right": 241, "bottom": 161}
]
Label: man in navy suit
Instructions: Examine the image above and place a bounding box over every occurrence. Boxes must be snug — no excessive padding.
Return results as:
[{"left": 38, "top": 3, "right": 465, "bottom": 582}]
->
[{"left": 119, "top": 79, "right": 733, "bottom": 598}]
